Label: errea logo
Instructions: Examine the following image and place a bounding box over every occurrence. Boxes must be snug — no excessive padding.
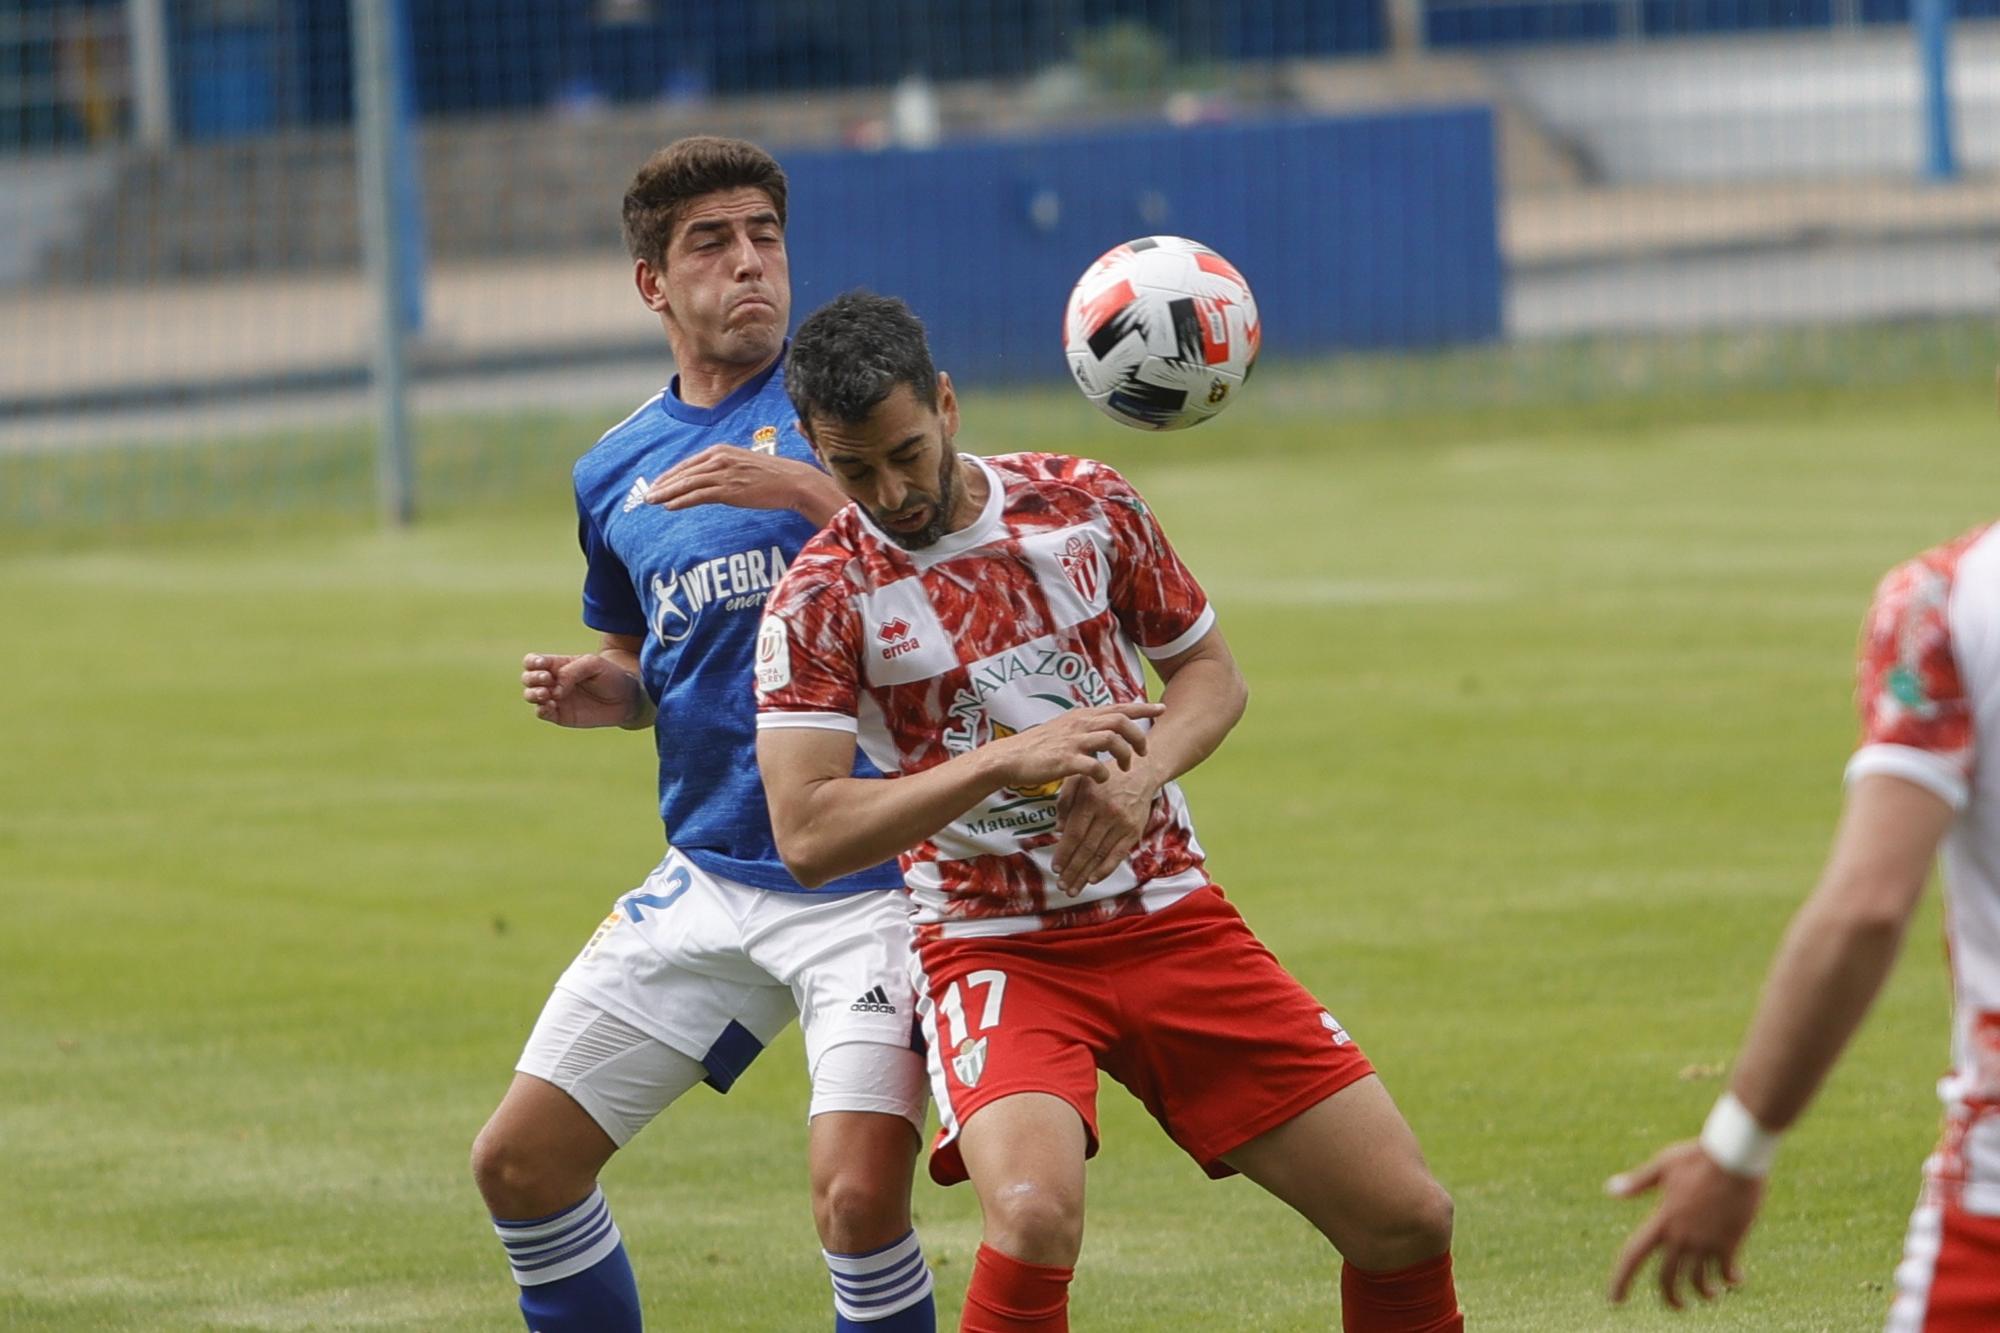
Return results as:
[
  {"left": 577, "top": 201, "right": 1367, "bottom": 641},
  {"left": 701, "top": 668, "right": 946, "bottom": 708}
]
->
[{"left": 878, "top": 618, "right": 921, "bottom": 660}]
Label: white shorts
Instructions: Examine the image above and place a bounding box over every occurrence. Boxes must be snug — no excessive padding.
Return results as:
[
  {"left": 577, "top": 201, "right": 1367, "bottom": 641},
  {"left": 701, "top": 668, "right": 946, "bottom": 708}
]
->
[{"left": 516, "top": 850, "right": 927, "bottom": 1146}]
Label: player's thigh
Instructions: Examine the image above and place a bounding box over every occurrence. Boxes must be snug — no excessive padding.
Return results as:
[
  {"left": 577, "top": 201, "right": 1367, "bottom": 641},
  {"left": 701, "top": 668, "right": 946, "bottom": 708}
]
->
[
  {"left": 534, "top": 854, "right": 800, "bottom": 1130},
  {"left": 1106, "top": 889, "right": 1375, "bottom": 1176},
  {"left": 746, "top": 887, "right": 928, "bottom": 1126},
  {"left": 912, "top": 939, "right": 1112, "bottom": 1187},
  {"left": 1222, "top": 1074, "right": 1452, "bottom": 1264},
  {"left": 957, "top": 1091, "right": 1091, "bottom": 1200},
  {"left": 808, "top": 1036, "right": 929, "bottom": 1137},
  {"left": 513, "top": 984, "right": 711, "bottom": 1151}
]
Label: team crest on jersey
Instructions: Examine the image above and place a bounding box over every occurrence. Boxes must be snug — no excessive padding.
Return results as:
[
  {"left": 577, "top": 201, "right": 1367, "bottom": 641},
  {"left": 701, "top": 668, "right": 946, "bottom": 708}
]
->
[
  {"left": 752, "top": 425, "right": 780, "bottom": 455},
  {"left": 952, "top": 1036, "right": 988, "bottom": 1087},
  {"left": 1057, "top": 534, "right": 1102, "bottom": 602}
]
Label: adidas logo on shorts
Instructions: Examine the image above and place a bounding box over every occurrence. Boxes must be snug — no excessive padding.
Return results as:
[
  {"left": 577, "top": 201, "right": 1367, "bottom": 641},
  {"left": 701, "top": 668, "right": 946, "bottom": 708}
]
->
[{"left": 849, "top": 985, "right": 897, "bottom": 1014}]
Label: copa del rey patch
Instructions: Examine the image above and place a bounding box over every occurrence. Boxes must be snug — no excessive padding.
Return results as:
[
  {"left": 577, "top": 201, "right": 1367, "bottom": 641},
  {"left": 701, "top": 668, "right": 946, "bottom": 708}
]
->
[{"left": 756, "top": 616, "right": 792, "bottom": 692}]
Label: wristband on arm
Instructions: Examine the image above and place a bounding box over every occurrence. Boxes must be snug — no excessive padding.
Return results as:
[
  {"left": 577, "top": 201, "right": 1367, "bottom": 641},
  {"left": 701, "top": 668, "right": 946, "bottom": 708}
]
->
[{"left": 1699, "top": 1091, "right": 1781, "bottom": 1178}]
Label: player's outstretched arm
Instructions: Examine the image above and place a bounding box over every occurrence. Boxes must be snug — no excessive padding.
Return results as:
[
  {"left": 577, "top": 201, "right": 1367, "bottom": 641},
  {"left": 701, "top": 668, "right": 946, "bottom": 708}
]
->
[
  {"left": 758, "top": 701, "right": 1164, "bottom": 889},
  {"left": 521, "top": 633, "right": 656, "bottom": 730},
  {"left": 1605, "top": 773, "right": 1952, "bottom": 1310},
  {"left": 1051, "top": 626, "right": 1247, "bottom": 894},
  {"left": 645, "top": 444, "right": 847, "bottom": 526}
]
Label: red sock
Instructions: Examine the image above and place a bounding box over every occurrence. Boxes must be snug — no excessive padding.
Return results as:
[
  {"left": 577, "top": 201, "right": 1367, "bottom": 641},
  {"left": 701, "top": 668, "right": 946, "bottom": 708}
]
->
[
  {"left": 1340, "top": 1252, "right": 1462, "bottom": 1333},
  {"left": 959, "top": 1242, "right": 1073, "bottom": 1332}
]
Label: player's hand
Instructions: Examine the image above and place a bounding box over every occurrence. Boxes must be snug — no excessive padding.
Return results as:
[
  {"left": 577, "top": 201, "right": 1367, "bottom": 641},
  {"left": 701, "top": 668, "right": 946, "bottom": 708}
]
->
[
  {"left": 1606, "top": 1140, "right": 1765, "bottom": 1311},
  {"left": 1051, "top": 764, "right": 1158, "bottom": 896},
  {"left": 645, "top": 445, "right": 838, "bottom": 517},
  {"left": 988, "top": 702, "right": 1165, "bottom": 795},
  {"left": 522, "top": 653, "right": 646, "bottom": 729}
]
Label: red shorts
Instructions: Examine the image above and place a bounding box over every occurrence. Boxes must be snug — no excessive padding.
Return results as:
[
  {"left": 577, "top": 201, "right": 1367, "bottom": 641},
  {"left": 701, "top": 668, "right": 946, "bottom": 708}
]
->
[
  {"left": 913, "top": 885, "right": 1374, "bottom": 1186},
  {"left": 1890, "top": 1194, "right": 2000, "bottom": 1330}
]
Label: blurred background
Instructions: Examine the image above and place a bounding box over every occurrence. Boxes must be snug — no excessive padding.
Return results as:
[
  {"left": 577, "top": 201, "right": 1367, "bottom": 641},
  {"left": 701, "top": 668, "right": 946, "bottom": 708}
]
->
[{"left": 2, "top": 0, "right": 1994, "bottom": 527}]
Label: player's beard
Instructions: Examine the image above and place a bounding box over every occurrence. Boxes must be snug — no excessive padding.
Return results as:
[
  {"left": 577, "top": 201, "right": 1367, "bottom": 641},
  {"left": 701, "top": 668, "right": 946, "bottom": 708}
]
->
[{"left": 876, "top": 434, "right": 959, "bottom": 550}]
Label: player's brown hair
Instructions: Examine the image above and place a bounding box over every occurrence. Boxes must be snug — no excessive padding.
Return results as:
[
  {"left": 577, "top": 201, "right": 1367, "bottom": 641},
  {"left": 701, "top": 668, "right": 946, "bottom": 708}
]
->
[{"left": 621, "top": 136, "right": 789, "bottom": 268}]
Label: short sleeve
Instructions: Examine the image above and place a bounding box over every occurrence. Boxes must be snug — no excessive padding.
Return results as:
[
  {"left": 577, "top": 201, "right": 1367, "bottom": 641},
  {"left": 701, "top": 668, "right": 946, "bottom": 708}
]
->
[
  {"left": 1846, "top": 555, "right": 1975, "bottom": 809},
  {"left": 1083, "top": 460, "right": 1215, "bottom": 659},
  {"left": 576, "top": 486, "right": 645, "bottom": 637},
  {"left": 755, "top": 552, "right": 864, "bottom": 733}
]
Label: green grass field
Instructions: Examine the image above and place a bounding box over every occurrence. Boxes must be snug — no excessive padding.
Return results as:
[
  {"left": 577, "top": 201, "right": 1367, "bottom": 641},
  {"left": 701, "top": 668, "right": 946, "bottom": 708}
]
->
[{"left": 4, "top": 369, "right": 1996, "bottom": 1330}]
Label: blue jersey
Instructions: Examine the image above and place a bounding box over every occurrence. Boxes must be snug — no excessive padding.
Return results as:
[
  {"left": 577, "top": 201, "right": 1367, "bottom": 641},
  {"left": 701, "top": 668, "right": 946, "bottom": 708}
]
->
[{"left": 571, "top": 355, "right": 903, "bottom": 895}]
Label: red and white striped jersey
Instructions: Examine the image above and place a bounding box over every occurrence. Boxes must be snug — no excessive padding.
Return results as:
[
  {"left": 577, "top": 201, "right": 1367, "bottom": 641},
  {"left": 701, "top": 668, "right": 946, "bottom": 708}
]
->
[
  {"left": 1846, "top": 520, "right": 2000, "bottom": 1215},
  {"left": 755, "top": 452, "right": 1217, "bottom": 939}
]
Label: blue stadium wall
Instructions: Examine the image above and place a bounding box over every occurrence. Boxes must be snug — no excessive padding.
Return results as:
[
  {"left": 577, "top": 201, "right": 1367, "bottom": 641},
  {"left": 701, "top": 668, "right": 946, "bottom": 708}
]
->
[
  {"left": 11, "top": 1, "right": 2000, "bottom": 150},
  {"left": 776, "top": 110, "right": 1502, "bottom": 383}
]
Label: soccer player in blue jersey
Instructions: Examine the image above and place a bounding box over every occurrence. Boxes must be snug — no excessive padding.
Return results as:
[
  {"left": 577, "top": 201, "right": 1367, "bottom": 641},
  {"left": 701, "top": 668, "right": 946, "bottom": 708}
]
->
[{"left": 469, "top": 137, "right": 936, "bottom": 1333}]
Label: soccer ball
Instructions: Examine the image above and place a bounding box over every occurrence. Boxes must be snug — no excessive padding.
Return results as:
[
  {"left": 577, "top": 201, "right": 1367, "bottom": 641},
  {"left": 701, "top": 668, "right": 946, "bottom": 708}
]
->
[{"left": 1063, "top": 235, "right": 1261, "bottom": 431}]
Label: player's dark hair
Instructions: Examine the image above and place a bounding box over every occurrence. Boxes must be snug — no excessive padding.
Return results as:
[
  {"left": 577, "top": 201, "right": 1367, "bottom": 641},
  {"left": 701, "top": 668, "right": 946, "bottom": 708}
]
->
[
  {"left": 622, "top": 136, "right": 788, "bottom": 267},
  {"left": 785, "top": 291, "right": 940, "bottom": 430}
]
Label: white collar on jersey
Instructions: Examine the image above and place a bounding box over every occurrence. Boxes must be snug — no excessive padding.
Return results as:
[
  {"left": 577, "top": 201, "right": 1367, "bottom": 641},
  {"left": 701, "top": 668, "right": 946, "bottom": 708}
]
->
[{"left": 854, "top": 454, "right": 1005, "bottom": 563}]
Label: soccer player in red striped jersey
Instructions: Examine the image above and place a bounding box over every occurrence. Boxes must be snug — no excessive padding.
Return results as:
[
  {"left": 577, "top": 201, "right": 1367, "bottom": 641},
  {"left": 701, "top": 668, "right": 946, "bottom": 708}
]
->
[
  {"left": 1608, "top": 502, "right": 2000, "bottom": 1326},
  {"left": 754, "top": 292, "right": 1464, "bottom": 1332}
]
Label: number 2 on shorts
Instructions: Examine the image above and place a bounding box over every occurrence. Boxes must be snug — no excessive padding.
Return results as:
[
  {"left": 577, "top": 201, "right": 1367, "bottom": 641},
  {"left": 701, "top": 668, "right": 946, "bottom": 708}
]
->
[
  {"left": 620, "top": 866, "right": 692, "bottom": 923},
  {"left": 937, "top": 968, "right": 1008, "bottom": 1048}
]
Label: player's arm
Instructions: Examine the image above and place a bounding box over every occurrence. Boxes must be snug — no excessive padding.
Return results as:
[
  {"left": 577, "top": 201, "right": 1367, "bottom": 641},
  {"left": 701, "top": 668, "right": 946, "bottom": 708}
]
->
[
  {"left": 757, "top": 702, "right": 1163, "bottom": 889},
  {"left": 521, "top": 631, "right": 655, "bottom": 729},
  {"left": 1133, "top": 625, "right": 1247, "bottom": 777},
  {"left": 1719, "top": 772, "right": 1949, "bottom": 1131},
  {"left": 1605, "top": 772, "right": 1951, "bottom": 1310},
  {"left": 1050, "top": 625, "right": 1247, "bottom": 893},
  {"left": 645, "top": 444, "right": 847, "bottom": 526}
]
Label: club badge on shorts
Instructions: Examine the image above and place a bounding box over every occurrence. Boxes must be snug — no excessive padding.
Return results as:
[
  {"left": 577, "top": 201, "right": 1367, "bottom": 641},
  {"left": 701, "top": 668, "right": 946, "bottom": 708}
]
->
[{"left": 952, "top": 1036, "right": 988, "bottom": 1087}]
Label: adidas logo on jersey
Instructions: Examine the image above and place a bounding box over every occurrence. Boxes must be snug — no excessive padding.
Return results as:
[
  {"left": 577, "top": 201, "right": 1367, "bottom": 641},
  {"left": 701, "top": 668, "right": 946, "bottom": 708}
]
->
[
  {"left": 622, "top": 475, "right": 651, "bottom": 513},
  {"left": 849, "top": 985, "right": 898, "bottom": 1014}
]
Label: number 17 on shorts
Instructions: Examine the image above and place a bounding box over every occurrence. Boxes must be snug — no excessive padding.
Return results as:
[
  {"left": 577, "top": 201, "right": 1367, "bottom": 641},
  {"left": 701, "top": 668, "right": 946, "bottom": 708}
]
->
[{"left": 938, "top": 969, "right": 1008, "bottom": 1087}]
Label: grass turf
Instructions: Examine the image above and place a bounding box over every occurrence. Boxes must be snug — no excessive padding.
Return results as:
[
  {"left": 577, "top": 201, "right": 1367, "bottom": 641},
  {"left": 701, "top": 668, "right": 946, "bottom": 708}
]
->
[{"left": 3, "top": 370, "right": 1995, "bottom": 1329}]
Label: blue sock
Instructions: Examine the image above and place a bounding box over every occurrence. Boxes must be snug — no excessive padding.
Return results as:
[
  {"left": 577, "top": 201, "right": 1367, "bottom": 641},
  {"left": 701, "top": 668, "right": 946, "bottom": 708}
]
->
[
  {"left": 495, "top": 1186, "right": 642, "bottom": 1333},
  {"left": 824, "top": 1228, "right": 936, "bottom": 1331}
]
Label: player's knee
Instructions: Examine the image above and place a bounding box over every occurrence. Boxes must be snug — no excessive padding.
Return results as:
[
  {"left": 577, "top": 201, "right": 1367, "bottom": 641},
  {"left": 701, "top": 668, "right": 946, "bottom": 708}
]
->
[
  {"left": 469, "top": 1123, "right": 526, "bottom": 1209},
  {"left": 1342, "top": 1179, "right": 1454, "bottom": 1271},
  {"left": 980, "top": 1181, "right": 1085, "bottom": 1267},
  {"left": 470, "top": 1123, "right": 587, "bottom": 1219},
  {"left": 1405, "top": 1180, "right": 1455, "bottom": 1255},
  {"left": 813, "top": 1167, "right": 912, "bottom": 1253}
]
